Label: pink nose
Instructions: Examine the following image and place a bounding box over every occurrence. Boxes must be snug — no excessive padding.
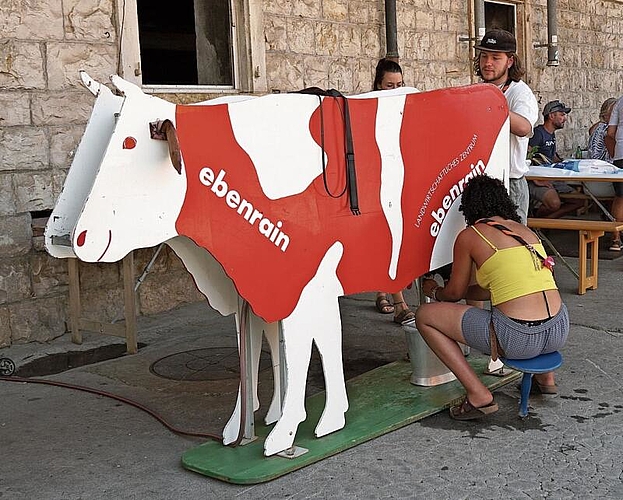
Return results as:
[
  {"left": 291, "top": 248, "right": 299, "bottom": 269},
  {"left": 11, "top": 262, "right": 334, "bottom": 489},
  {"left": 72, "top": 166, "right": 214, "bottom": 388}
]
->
[{"left": 77, "top": 230, "right": 87, "bottom": 247}]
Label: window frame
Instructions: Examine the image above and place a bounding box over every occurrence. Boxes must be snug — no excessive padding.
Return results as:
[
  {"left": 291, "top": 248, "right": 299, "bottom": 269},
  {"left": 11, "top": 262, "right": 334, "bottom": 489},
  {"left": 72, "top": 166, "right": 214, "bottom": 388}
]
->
[{"left": 115, "top": 0, "right": 266, "bottom": 94}]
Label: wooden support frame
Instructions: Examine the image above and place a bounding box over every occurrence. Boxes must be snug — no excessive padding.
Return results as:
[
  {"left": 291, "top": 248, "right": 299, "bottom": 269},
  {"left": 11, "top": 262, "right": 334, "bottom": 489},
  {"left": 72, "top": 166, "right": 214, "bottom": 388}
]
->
[
  {"left": 67, "top": 253, "right": 138, "bottom": 354},
  {"left": 527, "top": 218, "right": 623, "bottom": 295}
]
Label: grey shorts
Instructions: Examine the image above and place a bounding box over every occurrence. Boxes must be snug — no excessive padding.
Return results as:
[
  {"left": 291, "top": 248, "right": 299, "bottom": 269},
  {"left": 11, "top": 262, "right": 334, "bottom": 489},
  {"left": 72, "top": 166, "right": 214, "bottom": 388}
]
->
[
  {"left": 509, "top": 177, "right": 529, "bottom": 224},
  {"left": 461, "top": 304, "right": 569, "bottom": 359},
  {"left": 528, "top": 180, "right": 576, "bottom": 207}
]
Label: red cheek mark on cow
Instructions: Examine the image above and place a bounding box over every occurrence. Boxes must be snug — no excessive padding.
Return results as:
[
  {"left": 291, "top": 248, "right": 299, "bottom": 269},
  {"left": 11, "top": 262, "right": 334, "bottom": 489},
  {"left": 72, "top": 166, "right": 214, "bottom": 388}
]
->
[
  {"left": 77, "top": 230, "right": 87, "bottom": 247},
  {"left": 123, "top": 137, "right": 137, "bottom": 149}
]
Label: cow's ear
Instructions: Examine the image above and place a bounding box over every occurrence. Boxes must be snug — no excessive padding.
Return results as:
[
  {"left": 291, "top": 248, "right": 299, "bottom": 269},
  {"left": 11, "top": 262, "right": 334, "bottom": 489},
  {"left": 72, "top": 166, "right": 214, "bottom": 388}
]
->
[
  {"left": 80, "top": 71, "right": 101, "bottom": 96},
  {"left": 110, "top": 75, "right": 143, "bottom": 97}
]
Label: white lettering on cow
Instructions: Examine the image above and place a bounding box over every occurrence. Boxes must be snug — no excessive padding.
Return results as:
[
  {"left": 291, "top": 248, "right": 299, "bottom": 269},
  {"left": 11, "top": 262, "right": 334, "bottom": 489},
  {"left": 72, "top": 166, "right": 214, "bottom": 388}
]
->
[
  {"left": 199, "top": 167, "right": 291, "bottom": 252},
  {"left": 415, "top": 134, "right": 478, "bottom": 230},
  {"left": 428, "top": 159, "right": 486, "bottom": 237}
]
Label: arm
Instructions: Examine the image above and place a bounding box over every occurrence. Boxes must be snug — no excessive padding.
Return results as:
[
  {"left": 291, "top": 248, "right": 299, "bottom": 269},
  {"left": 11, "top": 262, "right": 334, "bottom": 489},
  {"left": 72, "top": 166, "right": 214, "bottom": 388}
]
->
[
  {"left": 422, "top": 229, "right": 475, "bottom": 302},
  {"left": 607, "top": 124, "right": 617, "bottom": 141},
  {"left": 510, "top": 111, "right": 533, "bottom": 137}
]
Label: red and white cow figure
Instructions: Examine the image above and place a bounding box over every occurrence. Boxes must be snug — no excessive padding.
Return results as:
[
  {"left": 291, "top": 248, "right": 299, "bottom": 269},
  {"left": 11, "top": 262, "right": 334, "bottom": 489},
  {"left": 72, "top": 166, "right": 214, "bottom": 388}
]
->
[{"left": 46, "top": 73, "right": 509, "bottom": 456}]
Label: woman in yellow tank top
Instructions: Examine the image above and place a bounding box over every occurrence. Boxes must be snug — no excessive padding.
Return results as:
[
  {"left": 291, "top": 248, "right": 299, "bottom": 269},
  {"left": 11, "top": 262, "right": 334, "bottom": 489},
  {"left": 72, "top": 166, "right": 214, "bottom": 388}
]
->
[{"left": 416, "top": 175, "right": 568, "bottom": 420}]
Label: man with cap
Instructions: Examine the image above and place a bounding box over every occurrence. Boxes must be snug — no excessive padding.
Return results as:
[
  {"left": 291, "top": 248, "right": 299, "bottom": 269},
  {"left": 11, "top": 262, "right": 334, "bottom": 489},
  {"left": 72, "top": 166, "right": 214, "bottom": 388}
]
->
[
  {"left": 527, "top": 100, "right": 583, "bottom": 218},
  {"left": 474, "top": 28, "right": 539, "bottom": 224},
  {"left": 530, "top": 100, "right": 572, "bottom": 163}
]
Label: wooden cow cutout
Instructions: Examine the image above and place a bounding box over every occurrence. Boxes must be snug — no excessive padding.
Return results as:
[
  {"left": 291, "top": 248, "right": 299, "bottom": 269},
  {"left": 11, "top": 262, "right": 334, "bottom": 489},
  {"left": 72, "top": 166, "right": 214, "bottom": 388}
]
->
[{"left": 46, "top": 73, "right": 509, "bottom": 456}]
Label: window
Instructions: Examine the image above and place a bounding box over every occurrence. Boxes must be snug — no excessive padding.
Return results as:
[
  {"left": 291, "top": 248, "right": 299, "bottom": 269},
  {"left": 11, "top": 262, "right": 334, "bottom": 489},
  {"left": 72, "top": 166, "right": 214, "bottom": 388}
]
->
[
  {"left": 484, "top": 1, "right": 516, "bottom": 34},
  {"left": 136, "top": 0, "right": 234, "bottom": 88}
]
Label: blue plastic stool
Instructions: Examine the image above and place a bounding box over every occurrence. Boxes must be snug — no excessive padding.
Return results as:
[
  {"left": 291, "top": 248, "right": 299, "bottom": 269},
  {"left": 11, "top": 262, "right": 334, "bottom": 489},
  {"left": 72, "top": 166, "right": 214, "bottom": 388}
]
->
[{"left": 500, "top": 351, "right": 563, "bottom": 417}]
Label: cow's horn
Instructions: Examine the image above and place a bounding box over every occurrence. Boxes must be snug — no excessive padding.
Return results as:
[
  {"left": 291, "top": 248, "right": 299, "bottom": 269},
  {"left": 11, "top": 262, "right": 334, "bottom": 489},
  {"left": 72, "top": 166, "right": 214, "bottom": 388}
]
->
[{"left": 149, "top": 119, "right": 183, "bottom": 174}]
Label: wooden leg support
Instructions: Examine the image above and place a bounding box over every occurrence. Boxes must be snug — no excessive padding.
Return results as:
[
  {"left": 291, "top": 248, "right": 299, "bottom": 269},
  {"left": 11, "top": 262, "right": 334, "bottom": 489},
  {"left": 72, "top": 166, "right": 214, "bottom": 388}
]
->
[
  {"left": 578, "top": 229, "right": 604, "bottom": 294},
  {"left": 66, "top": 254, "right": 138, "bottom": 354}
]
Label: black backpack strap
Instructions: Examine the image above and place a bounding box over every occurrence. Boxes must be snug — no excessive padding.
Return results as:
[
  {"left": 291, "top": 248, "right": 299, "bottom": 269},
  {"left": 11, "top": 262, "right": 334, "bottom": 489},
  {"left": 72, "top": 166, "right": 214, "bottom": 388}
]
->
[{"left": 294, "top": 87, "right": 360, "bottom": 215}]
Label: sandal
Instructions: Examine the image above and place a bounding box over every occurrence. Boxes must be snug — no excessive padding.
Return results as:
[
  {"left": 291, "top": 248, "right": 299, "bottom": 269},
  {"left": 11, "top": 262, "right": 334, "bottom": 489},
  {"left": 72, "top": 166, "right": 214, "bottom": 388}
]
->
[
  {"left": 375, "top": 295, "right": 394, "bottom": 314},
  {"left": 449, "top": 397, "right": 498, "bottom": 420},
  {"left": 609, "top": 239, "right": 621, "bottom": 252},
  {"left": 393, "top": 304, "right": 415, "bottom": 325}
]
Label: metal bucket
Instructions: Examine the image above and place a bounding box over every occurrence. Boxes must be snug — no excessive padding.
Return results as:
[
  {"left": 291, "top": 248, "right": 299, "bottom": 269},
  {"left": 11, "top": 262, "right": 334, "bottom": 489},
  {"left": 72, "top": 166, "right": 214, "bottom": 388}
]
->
[{"left": 402, "top": 319, "right": 457, "bottom": 386}]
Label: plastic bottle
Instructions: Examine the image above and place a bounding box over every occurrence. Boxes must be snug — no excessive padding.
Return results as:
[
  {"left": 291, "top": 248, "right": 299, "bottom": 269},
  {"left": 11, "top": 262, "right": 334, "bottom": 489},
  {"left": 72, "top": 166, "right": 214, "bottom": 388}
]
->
[{"left": 575, "top": 145, "right": 582, "bottom": 159}]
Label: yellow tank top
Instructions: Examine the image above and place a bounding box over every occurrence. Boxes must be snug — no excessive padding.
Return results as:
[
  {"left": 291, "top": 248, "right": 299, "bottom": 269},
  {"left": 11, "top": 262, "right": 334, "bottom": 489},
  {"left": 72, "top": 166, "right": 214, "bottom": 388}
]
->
[{"left": 472, "top": 226, "right": 557, "bottom": 305}]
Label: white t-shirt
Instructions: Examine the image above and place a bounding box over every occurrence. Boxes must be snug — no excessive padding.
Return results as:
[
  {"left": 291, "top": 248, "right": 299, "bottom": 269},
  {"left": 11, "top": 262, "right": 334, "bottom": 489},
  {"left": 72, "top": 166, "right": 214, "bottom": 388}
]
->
[
  {"left": 504, "top": 80, "right": 539, "bottom": 178},
  {"left": 608, "top": 97, "right": 623, "bottom": 160}
]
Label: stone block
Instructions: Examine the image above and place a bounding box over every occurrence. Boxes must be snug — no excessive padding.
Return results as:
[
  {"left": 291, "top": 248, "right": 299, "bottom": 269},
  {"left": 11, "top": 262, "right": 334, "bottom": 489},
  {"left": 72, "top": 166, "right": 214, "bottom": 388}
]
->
[
  {"left": 46, "top": 42, "right": 116, "bottom": 90},
  {"left": 0, "top": 214, "right": 32, "bottom": 257},
  {"left": 302, "top": 56, "right": 329, "bottom": 89},
  {"left": 266, "top": 53, "right": 304, "bottom": 92},
  {"left": 264, "top": 15, "right": 287, "bottom": 52},
  {"left": 50, "top": 125, "right": 85, "bottom": 169},
  {"left": 0, "top": 307, "right": 9, "bottom": 347},
  {"left": 0, "top": 173, "right": 17, "bottom": 216},
  {"left": 291, "top": 0, "right": 320, "bottom": 18},
  {"left": 361, "top": 27, "right": 381, "bottom": 57},
  {"left": 63, "top": 0, "right": 116, "bottom": 41},
  {"left": 31, "top": 91, "right": 93, "bottom": 126},
  {"left": 8, "top": 296, "right": 67, "bottom": 343},
  {"left": 328, "top": 58, "right": 354, "bottom": 91},
  {"left": 315, "top": 22, "right": 339, "bottom": 57},
  {"left": 323, "top": 0, "right": 348, "bottom": 22},
  {"left": 0, "top": 127, "right": 48, "bottom": 171},
  {"left": 0, "top": 0, "right": 64, "bottom": 39},
  {"left": 0, "top": 258, "right": 32, "bottom": 304},
  {"left": 286, "top": 19, "right": 316, "bottom": 55},
  {"left": 14, "top": 171, "right": 56, "bottom": 213},
  {"left": 263, "top": 0, "right": 292, "bottom": 15},
  {"left": 138, "top": 270, "right": 204, "bottom": 316},
  {"left": 31, "top": 252, "right": 69, "bottom": 298},
  {"left": 0, "top": 41, "right": 46, "bottom": 90},
  {"left": 0, "top": 92, "right": 31, "bottom": 126},
  {"left": 338, "top": 25, "right": 363, "bottom": 58},
  {"left": 77, "top": 260, "right": 122, "bottom": 291}
]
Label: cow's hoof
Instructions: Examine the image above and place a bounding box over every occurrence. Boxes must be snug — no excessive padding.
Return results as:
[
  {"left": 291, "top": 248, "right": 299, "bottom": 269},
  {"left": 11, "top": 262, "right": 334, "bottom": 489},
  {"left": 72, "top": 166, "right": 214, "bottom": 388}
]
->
[
  {"left": 315, "top": 412, "right": 346, "bottom": 438},
  {"left": 263, "top": 434, "right": 295, "bottom": 457}
]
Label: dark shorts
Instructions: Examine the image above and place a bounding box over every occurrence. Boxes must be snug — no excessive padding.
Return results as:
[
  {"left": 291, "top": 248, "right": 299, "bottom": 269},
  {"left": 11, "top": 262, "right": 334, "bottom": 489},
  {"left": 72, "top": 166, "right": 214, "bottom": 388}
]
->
[{"left": 461, "top": 304, "right": 569, "bottom": 359}]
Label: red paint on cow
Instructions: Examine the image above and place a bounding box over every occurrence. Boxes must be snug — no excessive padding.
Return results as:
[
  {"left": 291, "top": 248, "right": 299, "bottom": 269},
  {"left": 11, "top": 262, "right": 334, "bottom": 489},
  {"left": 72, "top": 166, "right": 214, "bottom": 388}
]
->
[
  {"left": 123, "top": 137, "right": 137, "bottom": 149},
  {"left": 174, "top": 86, "right": 508, "bottom": 323}
]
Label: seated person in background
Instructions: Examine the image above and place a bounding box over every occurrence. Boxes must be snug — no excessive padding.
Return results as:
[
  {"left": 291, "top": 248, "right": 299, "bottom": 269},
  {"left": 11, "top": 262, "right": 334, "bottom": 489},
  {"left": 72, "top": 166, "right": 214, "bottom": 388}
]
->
[
  {"left": 528, "top": 100, "right": 584, "bottom": 218},
  {"left": 417, "top": 175, "right": 568, "bottom": 420}
]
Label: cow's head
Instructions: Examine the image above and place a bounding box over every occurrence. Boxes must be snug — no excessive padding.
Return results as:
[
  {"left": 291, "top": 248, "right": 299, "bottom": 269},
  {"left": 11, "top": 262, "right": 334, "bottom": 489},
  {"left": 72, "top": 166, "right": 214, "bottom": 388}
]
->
[{"left": 71, "top": 76, "right": 187, "bottom": 262}]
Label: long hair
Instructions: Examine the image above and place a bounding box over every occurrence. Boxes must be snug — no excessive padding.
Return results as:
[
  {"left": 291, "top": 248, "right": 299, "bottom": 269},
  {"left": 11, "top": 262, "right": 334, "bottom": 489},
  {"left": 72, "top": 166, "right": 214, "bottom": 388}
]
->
[
  {"left": 373, "top": 58, "right": 403, "bottom": 90},
  {"left": 599, "top": 97, "right": 617, "bottom": 122},
  {"left": 473, "top": 51, "right": 525, "bottom": 82},
  {"left": 459, "top": 175, "right": 521, "bottom": 225}
]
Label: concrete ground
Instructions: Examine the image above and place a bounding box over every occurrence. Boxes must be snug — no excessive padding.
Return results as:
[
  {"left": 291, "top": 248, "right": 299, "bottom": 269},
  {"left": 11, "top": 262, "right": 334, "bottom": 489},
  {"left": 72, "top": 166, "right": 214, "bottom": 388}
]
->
[{"left": 1, "top": 256, "right": 622, "bottom": 499}]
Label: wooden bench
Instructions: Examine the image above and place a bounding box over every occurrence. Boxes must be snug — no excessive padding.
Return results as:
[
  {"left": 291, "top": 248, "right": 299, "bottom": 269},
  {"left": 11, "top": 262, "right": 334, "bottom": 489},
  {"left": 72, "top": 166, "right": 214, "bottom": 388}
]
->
[{"left": 527, "top": 218, "right": 623, "bottom": 294}]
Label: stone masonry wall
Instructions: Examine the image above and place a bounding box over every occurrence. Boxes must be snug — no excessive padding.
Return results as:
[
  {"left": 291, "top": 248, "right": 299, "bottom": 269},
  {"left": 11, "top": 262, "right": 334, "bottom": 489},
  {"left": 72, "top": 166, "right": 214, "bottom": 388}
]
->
[
  {"left": 0, "top": 0, "right": 201, "bottom": 348},
  {"left": 2, "top": 0, "right": 623, "bottom": 346}
]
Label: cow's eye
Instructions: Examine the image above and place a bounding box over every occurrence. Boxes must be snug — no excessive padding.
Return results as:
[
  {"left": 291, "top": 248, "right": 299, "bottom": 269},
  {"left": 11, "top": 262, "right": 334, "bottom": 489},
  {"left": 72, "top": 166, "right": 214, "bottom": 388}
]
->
[{"left": 123, "top": 137, "right": 137, "bottom": 149}]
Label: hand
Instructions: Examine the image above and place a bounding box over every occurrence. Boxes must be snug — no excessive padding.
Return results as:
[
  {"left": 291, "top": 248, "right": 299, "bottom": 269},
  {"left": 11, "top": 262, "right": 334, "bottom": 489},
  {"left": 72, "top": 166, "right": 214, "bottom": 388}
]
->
[{"left": 421, "top": 278, "right": 438, "bottom": 298}]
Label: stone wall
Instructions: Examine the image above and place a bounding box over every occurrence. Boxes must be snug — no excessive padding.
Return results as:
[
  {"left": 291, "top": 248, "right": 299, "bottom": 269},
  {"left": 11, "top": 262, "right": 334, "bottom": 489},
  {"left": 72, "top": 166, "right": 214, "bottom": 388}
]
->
[{"left": 2, "top": 0, "right": 623, "bottom": 346}]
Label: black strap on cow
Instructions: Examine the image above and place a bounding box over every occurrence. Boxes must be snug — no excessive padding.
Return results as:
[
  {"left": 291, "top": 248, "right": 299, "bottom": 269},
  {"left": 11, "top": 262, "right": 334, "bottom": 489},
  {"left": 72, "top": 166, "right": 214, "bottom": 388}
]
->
[{"left": 296, "top": 87, "right": 360, "bottom": 215}]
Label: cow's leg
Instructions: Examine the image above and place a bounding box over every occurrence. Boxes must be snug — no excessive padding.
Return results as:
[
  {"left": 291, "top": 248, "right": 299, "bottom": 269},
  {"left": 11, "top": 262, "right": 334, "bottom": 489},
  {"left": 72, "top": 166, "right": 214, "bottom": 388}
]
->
[
  {"left": 262, "top": 321, "right": 282, "bottom": 425},
  {"left": 222, "top": 310, "right": 282, "bottom": 444},
  {"left": 263, "top": 242, "right": 346, "bottom": 456},
  {"left": 222, "top": 310, "right": 265, "bottom": 445}
]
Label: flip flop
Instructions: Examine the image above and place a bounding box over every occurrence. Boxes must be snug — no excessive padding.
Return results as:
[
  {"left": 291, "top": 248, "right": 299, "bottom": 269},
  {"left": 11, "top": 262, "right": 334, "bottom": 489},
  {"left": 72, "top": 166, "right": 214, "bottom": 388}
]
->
[
  {"left": 449, "top": 397, "right": 498, "bottom": 420},
  {"left": 517, "top": 381, "right": 558, "bottom": 395},
  {"left": 375, "top": 295, "right": 394, "bottom": 314}
]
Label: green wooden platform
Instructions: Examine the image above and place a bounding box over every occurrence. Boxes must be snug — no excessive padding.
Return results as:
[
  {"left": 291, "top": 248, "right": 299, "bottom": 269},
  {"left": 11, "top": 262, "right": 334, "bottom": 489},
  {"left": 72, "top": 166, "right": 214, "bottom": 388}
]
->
[{"left": 182, "top": 358, "right": 520, "bottom": 484}]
